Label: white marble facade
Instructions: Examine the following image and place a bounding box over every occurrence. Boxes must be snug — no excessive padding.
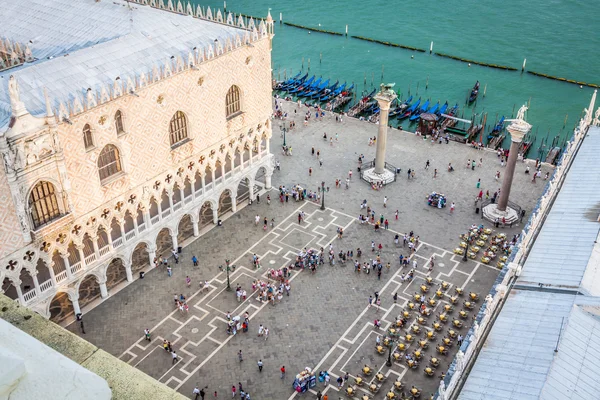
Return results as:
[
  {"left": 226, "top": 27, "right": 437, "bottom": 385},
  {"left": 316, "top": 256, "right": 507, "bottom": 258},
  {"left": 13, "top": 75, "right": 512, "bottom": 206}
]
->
[{"left": 0, "top": 0, "right": 275, "bottom": 323}]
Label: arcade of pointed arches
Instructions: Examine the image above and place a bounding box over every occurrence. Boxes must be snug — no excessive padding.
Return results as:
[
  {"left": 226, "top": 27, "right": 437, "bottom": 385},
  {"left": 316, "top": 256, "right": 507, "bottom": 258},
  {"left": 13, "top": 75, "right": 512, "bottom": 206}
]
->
[{"left": 1, "top": 126, "right": 272, "bottom": 324}]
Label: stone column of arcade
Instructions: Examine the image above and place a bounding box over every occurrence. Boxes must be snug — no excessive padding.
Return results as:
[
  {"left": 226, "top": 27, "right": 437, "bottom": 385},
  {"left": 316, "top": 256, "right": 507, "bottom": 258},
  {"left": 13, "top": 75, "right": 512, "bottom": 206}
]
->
[
  {"left": 483, "top": 104, "right": 531, "bottom": 224},
  {"left": 363, "top": 83, "right": 397, "bottom": 184}
]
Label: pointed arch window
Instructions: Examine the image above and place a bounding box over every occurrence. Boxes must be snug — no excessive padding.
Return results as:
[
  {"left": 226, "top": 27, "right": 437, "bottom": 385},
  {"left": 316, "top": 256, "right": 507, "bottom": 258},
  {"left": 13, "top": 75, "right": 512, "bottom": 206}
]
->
[
  {"left": 98, "top": 144, "right": 123, "bottom": 183},
  {"left": 226, "top": 85, "right": 241, "bottom": 118},
  {"left": 29, "top": 181, "right": 61, "bottom": 229},
  {"left": 169, "top": 111, "right": 189, "bottom": 147},
  {"left": 115, "top": 110, "right": 125, "bottom": 135},
  {"left": 83, "top": 123, "right": 94, "bottom": 150}
]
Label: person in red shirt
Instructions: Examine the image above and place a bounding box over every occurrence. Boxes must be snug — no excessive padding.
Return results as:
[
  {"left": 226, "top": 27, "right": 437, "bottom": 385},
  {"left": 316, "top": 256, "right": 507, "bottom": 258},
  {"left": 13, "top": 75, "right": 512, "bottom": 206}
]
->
[{"left": 280, "top": 366, "right": 286, "bottom": 379}]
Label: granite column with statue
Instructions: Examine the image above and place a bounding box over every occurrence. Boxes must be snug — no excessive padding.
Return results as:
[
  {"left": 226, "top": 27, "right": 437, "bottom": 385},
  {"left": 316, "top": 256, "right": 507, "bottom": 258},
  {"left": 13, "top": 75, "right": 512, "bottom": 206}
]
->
[
  {"left": 362, "top": 83, "right": 397, "bottom": 185},
  {"left": 374, "top": 91, "right": 395, "bottom": 174},
  {"left": 483, "top": 104, "right": 531, "bottom": 223},
  {"left": 497, "top": 131, "right": 524, "bottom": 211}
]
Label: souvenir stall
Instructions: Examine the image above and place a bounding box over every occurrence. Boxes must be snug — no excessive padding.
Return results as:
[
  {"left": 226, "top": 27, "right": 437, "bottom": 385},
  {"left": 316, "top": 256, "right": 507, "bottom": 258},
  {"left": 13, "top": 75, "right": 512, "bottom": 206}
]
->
[{"left": 293, "top": 367, "right": 317, "bottom": 393}]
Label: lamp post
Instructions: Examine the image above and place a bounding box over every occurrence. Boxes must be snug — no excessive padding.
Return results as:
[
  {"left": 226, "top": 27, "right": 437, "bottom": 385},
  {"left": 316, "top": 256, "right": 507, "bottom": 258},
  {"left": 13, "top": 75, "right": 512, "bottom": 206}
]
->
[
  {"left": 282, "top": 125, "right": 287, "bottom": 147},
  {"left": 386, "top": 338, "right": 396, "bottom": 367},
  {"left": 320, "top": 181, "right": 325, "bottom": 210},
  {"left": 462, "top": 232, "right": 473, "bottom": 262},
  {"left": 225, "top": 259, "right": 231, "bottom": 291}
]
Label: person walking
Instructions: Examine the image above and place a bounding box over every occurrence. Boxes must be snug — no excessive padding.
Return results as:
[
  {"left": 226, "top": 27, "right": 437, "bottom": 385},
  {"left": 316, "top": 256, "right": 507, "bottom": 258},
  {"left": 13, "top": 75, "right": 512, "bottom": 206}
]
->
[
  {"left": 309, "top": 167, "right": 312, "bottom": 176},
  {"left": 192, "top": 255, "right": 198, "bottom": 266},
  {"left": 280, "top": 366, "right": 286, "bottom": 379},
  {"left": 171, "top": 351, "right": 178, "bottom": 364},
  {"left": 144, "top": 328, "right": 151, "bottom": 341},
  {"left": 257, "top": 359, "right": 263, "bottom": 372},
  {"left": 167, "top": 265, "right": 172, "bottom": 277},
  {"left": 476, "top": 178, "right": 481, "bottom": 189},
  {"left": 193, "top": 387, "right": 200, "bottom": 400},
  {"left": 383, "top": 196, "right": 388, "bottom": 208},
  {"left": 231, "top": 385, "right": 236, "bottom": 398},
  {"left": 425, "top": 160, "right": 430, "bottom": 170},
  {"left": 457, "top": 334, "right": 464, "bottom": 346},
  {"left": 186, "top": 275, "right": 191, "bottom": 287},
  {"left": 264, "top": 327, "right": 269, "bottom": 341},
  {"left": 450, "top": 202, "right": 455, "bottom": 213},
  {"left": 238, "top": 350, "right": 243, "bottom": 362},
  {"left": 384, "top": 219, "right": 389, "bottom": 230}
]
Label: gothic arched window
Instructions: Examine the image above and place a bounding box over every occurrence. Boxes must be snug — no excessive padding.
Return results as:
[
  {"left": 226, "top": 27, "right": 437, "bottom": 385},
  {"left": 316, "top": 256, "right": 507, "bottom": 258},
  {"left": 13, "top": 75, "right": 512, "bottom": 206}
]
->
[
  {"left": 29, "top": 181, "right": 61, "bottom": 228},
  {"left": 226, "top": 85, "right": 241, "bottom": 118},
  {"left": 98, "top": 145, "right": 122, "bottom": 183},
  {"left": 83, "top": 123, "right": 94, "bottom": 150},
  {"left": 115, "top": 110, "right": 124, "bottom": 135},
  {"left": 169, "top": 111, "right": 188, "bottom": 147}
]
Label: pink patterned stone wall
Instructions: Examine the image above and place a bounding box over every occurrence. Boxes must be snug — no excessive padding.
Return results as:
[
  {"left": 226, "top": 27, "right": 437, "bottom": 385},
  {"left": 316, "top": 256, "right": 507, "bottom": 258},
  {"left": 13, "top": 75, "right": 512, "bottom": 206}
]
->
[
  {"left": 56, "top": 39, "right": 272, "bottom": 219},
  {"left": 0, "top": 163, "right": 25, "bottom": 259}
]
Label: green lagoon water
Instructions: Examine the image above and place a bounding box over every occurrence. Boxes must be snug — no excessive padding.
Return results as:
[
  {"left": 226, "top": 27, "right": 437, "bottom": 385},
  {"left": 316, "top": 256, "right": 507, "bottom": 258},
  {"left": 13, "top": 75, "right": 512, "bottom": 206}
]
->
[{"left": 199, "top": 0, "right": 599, "bottom": 156}]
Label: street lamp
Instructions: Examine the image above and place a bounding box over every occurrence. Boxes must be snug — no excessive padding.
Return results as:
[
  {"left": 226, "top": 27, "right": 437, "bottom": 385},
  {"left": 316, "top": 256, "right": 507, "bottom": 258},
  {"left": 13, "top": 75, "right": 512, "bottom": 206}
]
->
[
  {"left": 282, "top": 125, "right": 287, "bottom": 147},
  {"left": 462, "top": 232, "right": 473, "bottom": 262},
  {"left": 386, "top": 338, "right": 396, "bottom": 367},
  {"left": 320, "top": 181, "right": 325, "bottom": 210},
  {"left": 225, "top": 259, "right": 231, "bottom": 291}
]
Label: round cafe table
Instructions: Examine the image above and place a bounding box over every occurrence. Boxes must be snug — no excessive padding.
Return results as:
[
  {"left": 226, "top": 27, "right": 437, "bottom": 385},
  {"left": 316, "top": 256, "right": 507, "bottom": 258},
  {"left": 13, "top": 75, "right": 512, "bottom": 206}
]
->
[
  {"left": 430, "top": 357, "right": 439, "bottom": 366},
  {"left": 356, "top": 377, "right": 362, "bottom": 385},
  {"left": 363, "top": 367, "right": 370, "bottom": 374},
  {"left": 425, "top": 367, "right": 433, "bottom": 375},
  {"left": 347, "top": 387, "right": 354, "bottom": 395}
]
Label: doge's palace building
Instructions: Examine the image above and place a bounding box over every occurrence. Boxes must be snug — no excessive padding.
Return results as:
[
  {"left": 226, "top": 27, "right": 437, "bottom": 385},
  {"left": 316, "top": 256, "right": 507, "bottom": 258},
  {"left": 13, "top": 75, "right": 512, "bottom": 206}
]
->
[{"left": 0, "top": 0, "right": 274, "bottom": 324}]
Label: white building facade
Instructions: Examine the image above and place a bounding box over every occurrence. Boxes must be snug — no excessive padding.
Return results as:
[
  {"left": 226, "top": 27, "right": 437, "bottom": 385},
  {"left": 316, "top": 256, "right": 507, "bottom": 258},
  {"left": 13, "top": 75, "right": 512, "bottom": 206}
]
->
[{"left": 0, "top": 0, "right": 275, "bottom": 323}]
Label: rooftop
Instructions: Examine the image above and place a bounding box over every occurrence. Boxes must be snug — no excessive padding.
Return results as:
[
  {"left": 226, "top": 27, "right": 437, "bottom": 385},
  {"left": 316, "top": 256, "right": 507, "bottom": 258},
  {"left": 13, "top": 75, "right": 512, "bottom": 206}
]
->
[
  {"left": 459, "top": 126, "right": 600, "bottom": 400},
  {"left": 0, "top": 0, "right": 255, "bottom": 131}
]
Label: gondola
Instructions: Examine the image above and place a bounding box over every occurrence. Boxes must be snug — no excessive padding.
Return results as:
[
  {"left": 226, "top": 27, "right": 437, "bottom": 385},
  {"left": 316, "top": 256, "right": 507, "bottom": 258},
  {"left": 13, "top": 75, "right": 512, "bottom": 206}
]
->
[
  {"left": 319, "top": 82, "right": 346, "bottom": 102},
  {"left": 437, "top": 102, "right": 449, "bottom": 116},
  {"left": 389, "top": 95, "right": 413, "bottom": 117},
  {"left": 297, "top": 77, "right": 323, "bottom": 96},
  {"left": 309, "top": 80, "right": 337, "bottom": 99},
  {"left": 398, "top": 97, "right": 420, "bottom": 120},
  {"left": 300, "top": 78, "right": 328, "bottom": 97},
  {"left": 427, "top": 101, "right": 440, "bottom": 115},
  {"left": 276, "top": 72, "right": 304, "bottom": 90},
  {"left": 487, "top": 116, "right": 505, "bottom": 139},
  {"left": 288, "top": 75, "right": 316, "bottom": 94},
  {"left": 409, "top": 99, "right": 430, "bottom": 122},
  {"left": 468, "top": 81, "right": 480, "bottom": 103}
]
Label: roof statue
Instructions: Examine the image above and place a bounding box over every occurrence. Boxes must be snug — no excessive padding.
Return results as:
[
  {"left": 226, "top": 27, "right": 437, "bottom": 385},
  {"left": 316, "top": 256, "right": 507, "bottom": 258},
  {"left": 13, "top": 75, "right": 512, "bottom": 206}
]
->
[
  {"left": 8, "top": 75, "right": 21, "bottom": 110},
  {"left": 380, "top": 82, "right": 396, "bottom": 97},
  {"left": 516, "top": 104, "right": 528, "bottom": 121}
]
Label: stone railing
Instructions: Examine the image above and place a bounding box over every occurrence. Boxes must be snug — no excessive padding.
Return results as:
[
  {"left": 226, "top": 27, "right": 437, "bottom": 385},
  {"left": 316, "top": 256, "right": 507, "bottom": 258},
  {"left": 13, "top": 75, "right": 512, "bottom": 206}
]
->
[{"left": 437, "top": 108, "right": 597, "bottom": 399}]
